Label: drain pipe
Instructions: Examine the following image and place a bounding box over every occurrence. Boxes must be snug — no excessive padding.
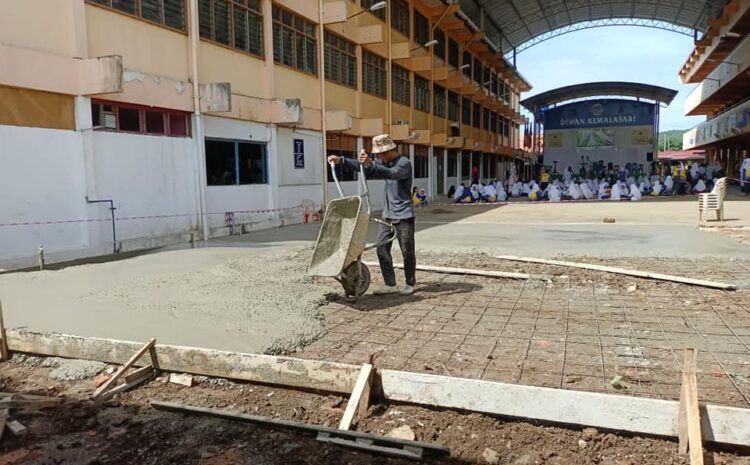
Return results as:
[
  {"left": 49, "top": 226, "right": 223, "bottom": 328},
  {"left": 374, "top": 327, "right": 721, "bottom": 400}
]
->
[
  {"left": 86, "top": 197, "right": 117, "bottom": 254},
  {"left": 318, "top": 0, "right": 329, "bottom": 210},
  {"left": 189, "top": 0, "right": 210, "bottom": 241}
]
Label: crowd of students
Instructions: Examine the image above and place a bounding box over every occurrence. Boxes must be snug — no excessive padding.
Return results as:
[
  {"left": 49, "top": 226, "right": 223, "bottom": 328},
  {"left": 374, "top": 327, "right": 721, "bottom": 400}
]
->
[{"left": 448, "top": 160, "right": 724, "bottom": 204}]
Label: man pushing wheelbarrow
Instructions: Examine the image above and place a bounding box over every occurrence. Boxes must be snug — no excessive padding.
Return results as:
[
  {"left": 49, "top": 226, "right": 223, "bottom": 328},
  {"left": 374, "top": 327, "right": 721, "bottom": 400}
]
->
[{"left": 326, "top": 134, "right": 416, "bottom": 296}]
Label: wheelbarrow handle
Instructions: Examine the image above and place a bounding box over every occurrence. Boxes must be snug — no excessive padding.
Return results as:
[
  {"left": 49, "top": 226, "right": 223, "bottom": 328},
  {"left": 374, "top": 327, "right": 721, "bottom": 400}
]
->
[
  {"left": 363, "top": 217, "right": 397, "bottom": 251},
  {"left": 329, "top": 162, "right": 344, "bottom": 197}
]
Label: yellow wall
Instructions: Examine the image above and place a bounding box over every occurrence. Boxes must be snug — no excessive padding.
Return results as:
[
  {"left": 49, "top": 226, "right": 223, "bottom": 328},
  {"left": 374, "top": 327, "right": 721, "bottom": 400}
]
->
[
  {"left": 432, "top": 116, "right": 446, "bottom": 133},
  {"left": 0, "top": 0, "right": 84, "bottom": 57},
  {"left": 413, "top": 110, "right": 429, "bottom": 130},
  {"left": 325, "top": 82, "right": 357, "bottom": 114},
  {"left": 392, "top": 103, "right": 410, "bottom": 124},
  {"left": 276, "top": 0, "right": 318, "bottom": 23},
  {"left": 0, "top": 85, "right": 75, "bottom": 130},
  {"left": 275, "top": 67, "right": 321, "bottom": 109},
  {"left": 200, "top": 42, "right": 269, "bottom": 98},
  {"left": 360, "top": 94, "right": 387, "bottom": 119},
  {"left": 86, "top": 4, "right": 189, "bottom": 81}
]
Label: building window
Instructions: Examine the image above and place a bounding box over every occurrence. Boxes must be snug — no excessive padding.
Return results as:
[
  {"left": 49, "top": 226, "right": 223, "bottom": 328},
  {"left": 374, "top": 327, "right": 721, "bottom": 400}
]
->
[
  {"left": 483, "top": 108, "right": 490, "bottom": 131},
  {"left": 88, "top": 0, "right": 186, "bottom": 30},
  {"left": 206, "top": 139, "right": 267, "bottom": 186},
  {"left": 490, "top": 111, "right": 497, "bottom": 135},
  {"left": 197, "top": 0, "right": 263, "bottom": 56},
  {"left": 448, "top": 91, "right": 459, "bottom": 122},
  {"left": 392, "top": 64, "right": 410, "bottom": 106},
  {"left": 413, "top": 10, "right": 429, "bottom": 48},
  {"left": 461, "top": 97, "right": 471, "bottom": 125},
  {"left": 483, "top": 66, "right": 491, "bottom": 92},
  {"left": 362, "top": 0, "right": 385, "bottom": 20},
  {"left": 472, "top": 103, "right": 480, "bottom": 129},
  {"left": 391, "top": 0, "right": 409, "bottom": 36},
  {"left": 462, "top": 51, "right": 472, "bottom": 78},
  {"left": 363, "top": 50, "right": 386, "bottom": 98},
  {"left": 483, "top": 154, "right": 496, "bottom": 179},
  {"left": 328, "top": 133, "right": 358, "bottom": 182},
  {"left": 414, "top": 75, "right": 430, "bottom": 113},
  {"left": 414, "top": 145, "right": 429, "bottom": 179},
  {"left": 433, "top": 28, "right": 445, "bottom": 60},
  {"left": 448, "top": 38, "right": 459, "bottom": 68},
  {"left": 461, "top": 150, "right": 471, "bottom": 178},
  {"left": 324, "top": 32, "right": 356, "bottom": 88},
  {"left": 473, "top": 57, "right": 482, "bottom": 85},
  {"left": 503, "top": 118, "right": 510, "bottom": 137},
  {"left": 447, "top": 150, "right": 458, "bottom": 177},
  {"left": 272, "top": 5, "right": 317, "bottom": 74},
  {"left": 433, "top": 84, "right": 446, "bottom": 118},
  {"left": 91, "top": 100, "right": 190, "bottom": 136}
]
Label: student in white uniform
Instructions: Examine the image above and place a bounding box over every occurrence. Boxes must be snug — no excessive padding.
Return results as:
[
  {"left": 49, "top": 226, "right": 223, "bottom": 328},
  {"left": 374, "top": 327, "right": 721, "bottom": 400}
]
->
[
  {"left": 629, "top": 183, "right": 642, "bottom": 201},
  {"left": 693, "top": 178, "right": 707, "bottom": 193},
  {"left": 580, "top": 182, "right": 594, "bottom": 200},
  {"left": 568, "top": 183, "right": 582, "bottom": 200},
  {"left": 547, "top": 183, "right": 562, "bottom": 202},
  {"left": 610, "top": 182, "right": 622, "bottom": 201},
  {"left": 651, "top": 180, "right": 663, "bottom": 196}
]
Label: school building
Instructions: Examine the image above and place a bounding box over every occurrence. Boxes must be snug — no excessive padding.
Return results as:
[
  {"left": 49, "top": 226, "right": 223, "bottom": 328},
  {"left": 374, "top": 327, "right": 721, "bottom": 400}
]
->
[{"left": 0, "top": 0, "right": 532, "bottom": 269}]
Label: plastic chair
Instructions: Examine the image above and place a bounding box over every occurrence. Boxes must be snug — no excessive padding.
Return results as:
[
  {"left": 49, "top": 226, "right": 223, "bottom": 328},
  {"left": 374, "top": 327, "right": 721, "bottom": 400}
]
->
[{"left": 698, "top": 177, "right": 727, "bottom": 222}]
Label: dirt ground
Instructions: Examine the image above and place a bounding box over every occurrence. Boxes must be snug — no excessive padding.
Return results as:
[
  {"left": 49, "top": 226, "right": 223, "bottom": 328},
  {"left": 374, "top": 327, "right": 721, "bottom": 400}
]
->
[{"left": 1, "top": 356, "right": 749, "bottom": 465}]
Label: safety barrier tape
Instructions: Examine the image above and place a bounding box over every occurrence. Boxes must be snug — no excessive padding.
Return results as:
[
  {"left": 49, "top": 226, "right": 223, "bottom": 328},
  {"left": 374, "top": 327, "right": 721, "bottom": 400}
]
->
[{"left": 0, "top": 205, "right": 312, "bottom": 228}]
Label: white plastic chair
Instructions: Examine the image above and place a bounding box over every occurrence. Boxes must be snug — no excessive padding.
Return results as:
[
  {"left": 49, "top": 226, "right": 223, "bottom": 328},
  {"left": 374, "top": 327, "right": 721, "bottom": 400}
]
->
[{"left": 698, "top": 177, "right": 727, "bottom": 222}]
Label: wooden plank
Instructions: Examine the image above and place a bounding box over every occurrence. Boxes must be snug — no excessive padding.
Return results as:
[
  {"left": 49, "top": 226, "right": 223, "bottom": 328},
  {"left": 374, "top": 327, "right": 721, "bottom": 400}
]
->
[
  {"left": 378, "top": 370, "right": 750, "bottom": 447},
  {"left": 6, "top": 420, "right": 27, "bottom": 437},
  {"left": 6, "top": 329, "right": 360, "bottom": 394},
  {"left": 168, "top": 373, "right": 194, "bottom": 387},
  {"left": 124, "top": 366, "right": 154, "bottom": 384},
  {"left": 363, "top": 262, "right": 531, "bottom": 280},
  {"left": 0, "top": 396, "right": 9, "bottom": 442},
  {"left": 494, "top": 255, "right": 736, "bottom": 290},
  {"left": 93, "top": 338, "right": 155, "bottom": 399},
  {"left": 338, "top": 363, "right": 373, "bottom": 430},
  {"left": 0, "top": 301, "right": 8, "bottom": 361},
  {"left": 97, "top": 372, "right": 153, "bottom": 402},
  {"left": 681, "top": 348, "right": 704, "bottom": 465}
]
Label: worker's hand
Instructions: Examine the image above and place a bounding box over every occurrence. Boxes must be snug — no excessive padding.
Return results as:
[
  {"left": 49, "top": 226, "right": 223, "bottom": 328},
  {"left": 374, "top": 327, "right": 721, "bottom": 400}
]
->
[
  {"left": 327, "top": 155, "right": 341, "bottom": 165},
  {"left": 358, "top": 149, "right": 371, "bottom": 166}
]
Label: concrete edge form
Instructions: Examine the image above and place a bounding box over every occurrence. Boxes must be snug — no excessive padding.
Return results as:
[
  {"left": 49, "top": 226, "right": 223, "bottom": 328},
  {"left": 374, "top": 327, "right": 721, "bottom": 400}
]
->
[
  {"left": 6, "top": 328, "right": 750, "bottom": 446},
  {"left": 379, "top": 370, "right": 750, "bottom": 447},
  {"left": 5, "top": 329, "right": 359, "bottom": 394}
]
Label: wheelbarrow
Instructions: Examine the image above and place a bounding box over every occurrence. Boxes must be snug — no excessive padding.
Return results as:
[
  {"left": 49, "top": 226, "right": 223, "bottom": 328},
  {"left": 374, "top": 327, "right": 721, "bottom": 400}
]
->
[{"left": 308, "top": 161, "right": 395, "bottom": 301}]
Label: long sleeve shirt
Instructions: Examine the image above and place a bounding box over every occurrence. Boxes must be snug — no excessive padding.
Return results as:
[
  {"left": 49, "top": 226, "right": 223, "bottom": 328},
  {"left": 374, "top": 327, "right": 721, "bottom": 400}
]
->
[{"left": 342, "top": 155, "right": 414, "bottom": 220}]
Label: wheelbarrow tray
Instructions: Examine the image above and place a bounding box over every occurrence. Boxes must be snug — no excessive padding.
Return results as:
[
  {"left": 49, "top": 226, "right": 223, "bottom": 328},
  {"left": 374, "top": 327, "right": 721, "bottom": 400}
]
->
[{"left": 308, "top": 196, "right": 370, "bottom": 277}]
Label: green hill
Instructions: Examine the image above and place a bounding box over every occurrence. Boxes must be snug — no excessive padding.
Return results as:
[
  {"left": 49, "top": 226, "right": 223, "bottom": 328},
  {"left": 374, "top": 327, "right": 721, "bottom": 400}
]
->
[{"left": 657, "top": 130, "right": 685, "bottom": 151}]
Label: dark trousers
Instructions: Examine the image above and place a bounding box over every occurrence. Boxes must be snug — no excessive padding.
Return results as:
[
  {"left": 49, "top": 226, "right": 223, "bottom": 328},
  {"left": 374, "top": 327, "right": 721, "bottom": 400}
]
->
[{"left": 377, "top": 217, "right": 416, "bottom": 287}]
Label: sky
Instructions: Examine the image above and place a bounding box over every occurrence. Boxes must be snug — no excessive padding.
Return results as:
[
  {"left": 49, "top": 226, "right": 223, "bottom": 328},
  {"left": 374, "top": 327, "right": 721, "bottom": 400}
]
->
[{"left": 515, "top": 26, "right": 705, "bottom": 131}]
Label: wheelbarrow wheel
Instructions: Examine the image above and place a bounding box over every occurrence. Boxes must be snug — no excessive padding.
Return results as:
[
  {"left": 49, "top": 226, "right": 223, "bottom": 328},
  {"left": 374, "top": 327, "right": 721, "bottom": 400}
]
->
[{"left": 341, "top": 261, "right": 371, "bottom": 301}]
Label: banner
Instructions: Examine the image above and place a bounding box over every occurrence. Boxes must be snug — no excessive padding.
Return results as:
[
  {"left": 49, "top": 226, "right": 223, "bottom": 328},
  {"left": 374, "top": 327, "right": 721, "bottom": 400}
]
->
[
  {"left": 577, "top": 128, "right": 615, "bottom": 148},
  {"left": 631, "top": 129, "right": 652, "bottom": 145},
  {"left": 546, "top": 132, "right": 563, "bottom": 148}
]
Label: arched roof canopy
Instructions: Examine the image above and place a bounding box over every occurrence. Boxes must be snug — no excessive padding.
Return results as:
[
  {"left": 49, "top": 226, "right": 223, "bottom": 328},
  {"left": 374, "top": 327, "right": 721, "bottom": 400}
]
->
[
  {"left": 454, "top": 0, "right": 729, "bottom": 54},
  {"left": 520, "top": 82, "right": 678, "bottom": 117}
]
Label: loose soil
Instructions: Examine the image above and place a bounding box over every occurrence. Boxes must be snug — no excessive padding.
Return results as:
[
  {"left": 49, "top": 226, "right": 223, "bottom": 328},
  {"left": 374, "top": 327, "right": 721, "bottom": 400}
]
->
[{"left": 1, "top": 356, "right": 749, "bottom": 465}]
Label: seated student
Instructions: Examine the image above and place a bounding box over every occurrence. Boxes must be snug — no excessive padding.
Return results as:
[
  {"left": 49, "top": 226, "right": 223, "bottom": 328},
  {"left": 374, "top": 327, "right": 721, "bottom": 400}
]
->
[
  {"left": 447, "top": 185, "right": 456, "bottom": 199},
  {"left": 610, "top": 182, "right": 623, "bottom": 201},
  {"left": 629, "top": 183, "right": 642, "bottom": 201},
  {"left": 598, "top": 181, "right": 610, "bottom": 200},
  {"left": 452, "top": 184, "right": 465, "bottom": 202},
  {"left": 568, "top": 182, "right": 582, "bottom": 201},
  {"left": 510, "top": 182, "right": 521, "bottom": 197},
  {"left": 496, "top": 182, "right": 508, "bottom": 201},
  {"left": 650, "top": 180, "right": 663, "bottom": 196},
  {"left": 418, "top": 188, "right": 428, "bottom": 206},
  {"left": 469, "top": 183, "right": 481, "bottom": 202},
  {"left": 480, "top": 183, "right": 497, "bottom": 202},
  {"left": 580, "top": 182, "right": 594, "bottom": 200},
  {"left": 412, "top": 187, "right": 421, "bottom": 207},
  {"left": 693, "top": 178, "right": 708, "bottom": 193},
  {"left": 547, "top": 183, "right": 562, "bottom": 202},
  {"left": 529, "top": 183, "right": 541, "bottom": 201},
  {"left": 663, "top": 175, "right": 674, "bottom": 194}
]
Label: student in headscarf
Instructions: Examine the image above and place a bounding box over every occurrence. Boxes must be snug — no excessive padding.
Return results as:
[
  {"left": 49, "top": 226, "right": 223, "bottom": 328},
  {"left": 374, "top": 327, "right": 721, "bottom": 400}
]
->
[
  {"left": 469, "top": 183, "right": 480, "bottom": 202},
  {"left": 547, "top": 183, "right": 562, "bottom": 202},
  {"left": 569, "top": 183, "right": 582, "bottom": 200},
  {"left": 452, "top": 184, "right": 465, "bottom": 203},
  {"left": 496, "top": 182, "right": 508, "bottom": 201},
  {"left": 664, "top": 175, "right": 674, "bottom": 193},
  {"left": 693, "top": 178, "right": 707, "bottom": 193},
  {"left": 651, "top": 180, "right": 663, "bottom": 196},
  {"left": 629, "top": 183, "right": 642, "bottom": 201},
  {"left": 510, "top": 182, "right": 521, "bottom": 197},
  {"left": 480, "top": 183, "right": 497, "bottom": 202},
  {"left": 580, "top": 182, "right": 594, "bottom": 200},
  {"left": 529, "top": 183, "right": 541, "bottom": 201},
  {"left": 610, "top": 182, "right": 623, "bottom": 201},
  {"left": 598, "top": 181, "right": 610, "bottom": 200}
]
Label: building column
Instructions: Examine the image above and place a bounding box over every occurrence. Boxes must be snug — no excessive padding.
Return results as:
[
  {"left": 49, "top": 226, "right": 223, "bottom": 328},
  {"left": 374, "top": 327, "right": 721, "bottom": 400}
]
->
[{"left": 443, "top": 148, "right": 448, "bottom": 195}]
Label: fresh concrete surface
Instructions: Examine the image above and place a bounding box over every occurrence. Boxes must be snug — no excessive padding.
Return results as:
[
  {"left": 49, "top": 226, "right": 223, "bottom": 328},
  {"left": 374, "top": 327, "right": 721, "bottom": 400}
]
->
[
  {"left": 0, "top": 246, "right": 335, "bottom": 354},
  {"left": 223, "top": 198, "right": 750, "bottom": 258}
]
